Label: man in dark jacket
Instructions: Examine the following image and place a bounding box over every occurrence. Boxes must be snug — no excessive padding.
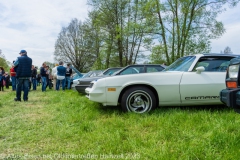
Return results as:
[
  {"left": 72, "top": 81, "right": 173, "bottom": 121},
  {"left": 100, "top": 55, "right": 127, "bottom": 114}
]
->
[
  {"left": 40, "top": 63, "right": 47, "bottom": 92},
  {"left": 31, "top": 65, "right": 37, "bottom": 90},
  {"left": 13, "top": 50, "right": 32, "bottom": 101}
]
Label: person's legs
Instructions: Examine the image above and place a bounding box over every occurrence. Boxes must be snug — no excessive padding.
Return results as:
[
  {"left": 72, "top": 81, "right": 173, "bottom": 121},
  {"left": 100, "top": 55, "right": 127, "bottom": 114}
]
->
[
  {"left": 23, "top": 79, "right": 29, "bottom": 101},
  {"left": 0, "top": 79, "right": 2, "bottom": 91},
  {"left": 11, "top": 76, "right": 16, "bottom": 91},
  {"left": 56, "top": 79, "right": 60, "bottom": 90},
  {"left": 16, "top": 79, "right": 23, "bottom": 101},
  {"left": 62, "top": 78, "right": 66, "bottom": 90},
  {"left": 2, "top": 79, "right": 4, "bottom": 91},
  {"left": 53, "top": 78, "right": 56, "bottom": 90},
  {"left": 41, "top": 77, "right": 47, "bottom": 91},
  {"left": 66, "top": 76, "right": 71, "bottom": 89},
  {"left": 46, "top": 77, "right": 49, "bottom": 88},
  {"left": 32, "top": 78, "right": 37, "bottom": 90},
  {"left": 29, "top": 78, "right": 32, "bottom": 90},
  {"left": 49, "top": 79, "right": 52, "bottom": 89},
  {"left": 6, "top": 80, "right": 9, "bottom": 89}
]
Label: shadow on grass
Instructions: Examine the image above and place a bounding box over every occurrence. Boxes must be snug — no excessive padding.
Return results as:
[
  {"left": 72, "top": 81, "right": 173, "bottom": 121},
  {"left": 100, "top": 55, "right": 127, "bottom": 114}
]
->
[
  {"left": 96, "top": 104, "right": 123, "bottom": 115},
  {"left": 94, "top": 104, "right": 233, "bottom": 115},
  {"left": 154, "top": 104, "right": 232, "bottom": 114}
]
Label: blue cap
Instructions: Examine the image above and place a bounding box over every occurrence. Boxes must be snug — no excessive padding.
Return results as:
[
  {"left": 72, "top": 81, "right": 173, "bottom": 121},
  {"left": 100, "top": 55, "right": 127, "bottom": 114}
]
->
[{"left": 19, "top": 50, "right": 27, "bottom": 54}]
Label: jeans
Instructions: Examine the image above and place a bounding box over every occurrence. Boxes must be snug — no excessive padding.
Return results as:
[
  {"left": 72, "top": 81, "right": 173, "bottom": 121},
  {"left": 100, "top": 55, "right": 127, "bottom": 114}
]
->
[
  {"left": 65, "top": 76, "right": 71, "bottom": 89},
  {"left": 32, "top": 78, "right": 37, "bottom": 90},
  {"left": 56, "top": 78, "right": 65, "bottom": 90},
  {"left": 11, "top": 76, "right": 16, "bottom": 91},
  {"left": 16, "top": 78, "right": 29, "bottom": 100},
  {"left": 41, "top": 77, "right": 47, "bottom": 91}
]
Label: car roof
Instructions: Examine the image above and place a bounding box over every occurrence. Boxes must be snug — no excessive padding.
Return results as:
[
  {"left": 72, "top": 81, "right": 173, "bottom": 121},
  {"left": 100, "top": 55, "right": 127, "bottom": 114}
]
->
[{"left": 202, "top": 53, "right": 240, "bottom": 57}]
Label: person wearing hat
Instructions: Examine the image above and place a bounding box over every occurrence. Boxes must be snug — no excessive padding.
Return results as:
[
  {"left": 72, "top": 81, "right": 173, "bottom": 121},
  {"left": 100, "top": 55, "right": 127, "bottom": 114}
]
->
[
  {"left": 51, "top": 63, "right": 59, "bottom": 90},
  {"left": 13, "top": 50, "right": 32, "bottom": 101}
]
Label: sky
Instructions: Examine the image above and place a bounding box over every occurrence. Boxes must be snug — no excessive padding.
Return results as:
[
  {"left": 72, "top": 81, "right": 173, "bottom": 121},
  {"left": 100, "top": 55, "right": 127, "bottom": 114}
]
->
[
  {"left": 0, "top": 1, "right": 240, "bottom": 68},
  {"left": 0, "top": 0, "right": 89, "bottom": 67}
]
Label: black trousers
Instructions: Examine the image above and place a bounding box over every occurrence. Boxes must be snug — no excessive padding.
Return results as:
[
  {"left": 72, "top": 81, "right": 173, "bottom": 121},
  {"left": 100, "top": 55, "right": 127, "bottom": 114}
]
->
[
  {"left": 0, "top": 80, "right": 3, "bottom": 91},
  {"left": 5, "top": 80, "right": 9, "bottom": 89}
]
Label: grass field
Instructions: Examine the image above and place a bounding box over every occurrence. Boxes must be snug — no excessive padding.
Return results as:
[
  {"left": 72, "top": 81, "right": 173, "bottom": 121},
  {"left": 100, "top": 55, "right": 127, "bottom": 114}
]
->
[{"left": 0, "top": 87, "right": 240, "bottom": 159}]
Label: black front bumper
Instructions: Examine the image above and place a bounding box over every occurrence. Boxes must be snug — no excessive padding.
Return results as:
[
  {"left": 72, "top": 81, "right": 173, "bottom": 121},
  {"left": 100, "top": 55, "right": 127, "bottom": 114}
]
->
[
  {"left": 220, "top": 88, "right": 240, "bottom": 109},
  {"left": 75, "top": 85, "right": 89, "bottom": 94}
]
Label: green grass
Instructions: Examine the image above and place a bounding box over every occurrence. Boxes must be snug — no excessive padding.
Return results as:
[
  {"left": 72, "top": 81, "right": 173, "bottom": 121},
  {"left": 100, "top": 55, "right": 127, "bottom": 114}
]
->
[{"left": 0, "top": 87, "right": 240, "bottom": 159}]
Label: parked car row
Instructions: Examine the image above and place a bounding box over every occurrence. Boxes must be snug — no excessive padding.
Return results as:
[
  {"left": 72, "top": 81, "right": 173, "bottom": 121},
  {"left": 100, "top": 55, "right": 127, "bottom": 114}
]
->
[
  {"left": 71, "top": 68, "right": 121, "bottom": 89},
  {"left": 75, "top": 64, "right": 166, "bottom": 94},
  {"left": 84, "top": 54, "right": 239, "bottom": 113}
]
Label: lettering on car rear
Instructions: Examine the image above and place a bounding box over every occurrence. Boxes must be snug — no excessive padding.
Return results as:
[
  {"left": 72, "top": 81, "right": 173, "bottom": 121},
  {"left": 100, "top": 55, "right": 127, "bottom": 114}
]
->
[{"left": 185, "top": 96, "right": 219, "bottom": 100}]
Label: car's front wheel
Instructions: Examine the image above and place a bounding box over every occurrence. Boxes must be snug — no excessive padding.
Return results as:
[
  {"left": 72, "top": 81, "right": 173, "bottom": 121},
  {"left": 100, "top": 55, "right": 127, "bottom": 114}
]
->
[{"left": 121, "top": 86, "right": 157, "bottom": 113}]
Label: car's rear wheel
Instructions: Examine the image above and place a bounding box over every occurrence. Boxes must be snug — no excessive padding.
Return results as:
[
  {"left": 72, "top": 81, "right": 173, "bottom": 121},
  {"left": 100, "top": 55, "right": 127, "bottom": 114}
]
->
[{"left": 121, "top": 86, "right": 157, "bottom": 113}]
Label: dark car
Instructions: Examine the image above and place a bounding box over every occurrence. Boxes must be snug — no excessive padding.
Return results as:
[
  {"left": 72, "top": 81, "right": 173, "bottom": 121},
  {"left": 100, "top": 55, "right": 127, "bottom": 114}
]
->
[
  {"left": 75, "top": 64, "right": 166, "bottom": 94},
  {"left": 71, "top": 70, "right": 104, "bottom": 89},
  {"left": 220, "top": 56, "right": 240, "bottom": 113},
  {"left": 75, "top": 67, "right": 123, "bottom": 94}
]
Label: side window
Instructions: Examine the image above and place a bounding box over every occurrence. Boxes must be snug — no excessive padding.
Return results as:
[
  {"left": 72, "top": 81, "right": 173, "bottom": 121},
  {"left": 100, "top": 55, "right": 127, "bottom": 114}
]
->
[
  {"left": 120, "top": 67, "right": 142, "bottom": 75},
  {"left": 218, "top": 61, "right": 230, "bottom": 72},
  {"left": 146, "top": 66, "right": 164, "bottom": 72},
  {"left": 193, "top": 57, "right": 232, "bottom": 72}
]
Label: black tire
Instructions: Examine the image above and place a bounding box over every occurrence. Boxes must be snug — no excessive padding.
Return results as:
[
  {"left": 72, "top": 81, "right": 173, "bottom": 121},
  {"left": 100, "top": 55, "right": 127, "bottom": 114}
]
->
[{"left": 121, "top": 86, "right": 157, "bottom": 113}]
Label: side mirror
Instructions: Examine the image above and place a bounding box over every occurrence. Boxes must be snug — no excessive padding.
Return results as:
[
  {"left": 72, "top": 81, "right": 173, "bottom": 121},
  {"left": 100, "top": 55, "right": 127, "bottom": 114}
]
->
[{"left": 196, "top": 66, "right": 205, "bottom": 74}]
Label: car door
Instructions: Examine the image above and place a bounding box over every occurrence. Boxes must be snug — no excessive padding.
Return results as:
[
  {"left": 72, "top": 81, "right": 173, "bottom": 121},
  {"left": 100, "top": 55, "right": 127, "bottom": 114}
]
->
[{"left": 180, "top": 56, "right": 232, "bottom": 105}]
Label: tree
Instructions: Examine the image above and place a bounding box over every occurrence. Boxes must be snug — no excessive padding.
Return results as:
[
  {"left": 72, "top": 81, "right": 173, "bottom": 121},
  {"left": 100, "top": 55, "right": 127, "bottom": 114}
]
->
[
  {"left": 54, "top": 19, "right": 98, "bottom": 72},
  {"left": 0, "top": 51, "right": 10, "bottom": 71},
  {"left": 88, "top": 0, "right": 155, "bottom": 67},
  {"left": 147, "top": 0, "right": 238, "bottom": 64},
  {"left": 223, "top": 46, "right": 233, "bottom": 54},
  {"left": 44, "top": 61, "right": 55, "bottom": 69}
]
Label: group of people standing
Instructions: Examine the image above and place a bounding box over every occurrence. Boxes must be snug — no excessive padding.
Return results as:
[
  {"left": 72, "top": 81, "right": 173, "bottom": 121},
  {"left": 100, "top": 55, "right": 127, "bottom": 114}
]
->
[
  {"left": 7, "top": 49, "right": 73, "bottom": 102},
  {"left": 40, "top": 61, "right": 72, "bottom": 91},
  {"left": 0, "top": 67, "right": 10, "bottom": 91}
]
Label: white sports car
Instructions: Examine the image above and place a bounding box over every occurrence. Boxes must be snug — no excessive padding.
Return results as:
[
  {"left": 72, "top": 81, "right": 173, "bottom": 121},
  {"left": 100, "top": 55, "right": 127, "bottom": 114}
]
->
[{"left": 85, "top": 54, "right": 239, "bottom": 113}]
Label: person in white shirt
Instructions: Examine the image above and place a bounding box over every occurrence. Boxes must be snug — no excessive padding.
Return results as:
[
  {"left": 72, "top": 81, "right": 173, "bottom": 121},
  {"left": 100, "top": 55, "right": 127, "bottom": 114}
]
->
[{"left": 51, "top": 63, "right": 59, "bottom": 90}]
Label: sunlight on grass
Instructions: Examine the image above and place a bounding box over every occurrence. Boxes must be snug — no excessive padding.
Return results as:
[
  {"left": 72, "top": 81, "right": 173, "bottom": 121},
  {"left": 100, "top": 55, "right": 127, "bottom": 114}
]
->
[{"left": 0, "top": 87, "right": 240, "bottom": 159}]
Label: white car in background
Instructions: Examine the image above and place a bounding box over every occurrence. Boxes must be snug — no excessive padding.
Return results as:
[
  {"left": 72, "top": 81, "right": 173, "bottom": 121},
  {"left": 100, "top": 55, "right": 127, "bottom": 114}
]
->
[{"left": 86, "top": 54, "right": 239, "bottom": 113}]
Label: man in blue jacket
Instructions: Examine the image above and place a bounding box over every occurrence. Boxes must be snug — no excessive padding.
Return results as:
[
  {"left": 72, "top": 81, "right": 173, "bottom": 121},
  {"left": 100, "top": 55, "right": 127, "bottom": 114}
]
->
[
  {"left": 13, "top": 50, "right": 32, "bottom": 101},
  {"left": 56, "top": 61, "right": 66, "bottom": 91}
]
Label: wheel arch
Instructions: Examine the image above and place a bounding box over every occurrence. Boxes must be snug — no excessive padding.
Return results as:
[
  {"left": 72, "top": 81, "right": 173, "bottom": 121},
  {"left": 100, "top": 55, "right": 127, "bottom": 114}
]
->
[{"left": 118, "top": 84, "right": 159, "bottom": 105}]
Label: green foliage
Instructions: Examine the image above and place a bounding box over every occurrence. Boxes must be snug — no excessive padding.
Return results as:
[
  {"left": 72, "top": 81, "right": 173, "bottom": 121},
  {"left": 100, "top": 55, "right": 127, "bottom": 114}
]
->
[
  {"left": 1, "top": 88, "right": 240, "bottom": 159},
  {"left": 149, "top": 45, "right": 167, "bottom": 64},
  {"left": 146, "top": 0, "right": 238, "bottom": 64},
  {"left": 0, "top": 56, "right": 10, "bottom": 71},
  {"left": 54, "top": 0, "right": 239, "bottom": 69},
  {"left": 44, "top": 61, "right": 55, "bottom": 69}
]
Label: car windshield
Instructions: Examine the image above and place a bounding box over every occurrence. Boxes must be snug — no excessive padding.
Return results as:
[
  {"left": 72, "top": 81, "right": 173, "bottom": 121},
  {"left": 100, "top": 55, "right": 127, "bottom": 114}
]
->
[
  {"left": 163, "top": 56, "right": 196, "bottom": 71},
  {"left": 82, "top": 71, "right": 93, "bottom": 78},
  {"left": 101, "top": 68, "right": 121, "bottom": 75},
  {"left": 82, "top": 71, "right": 103, "bottom": 78}
]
